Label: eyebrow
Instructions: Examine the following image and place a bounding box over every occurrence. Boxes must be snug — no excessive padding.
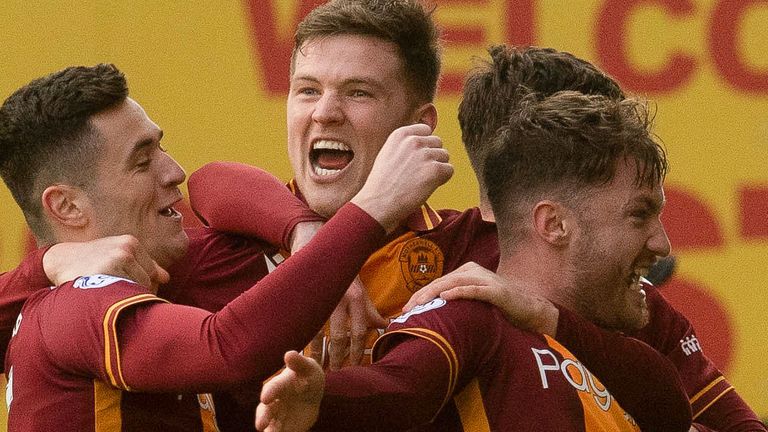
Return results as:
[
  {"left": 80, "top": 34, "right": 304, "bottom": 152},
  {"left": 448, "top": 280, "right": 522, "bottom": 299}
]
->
[
  {"left": 629, "top": 194, "right": 665, "bottom": 213},
  {"left": 291, "top": 75, "right": 386, "bottom": 90},
  {"left": 131, "top": 129, "right": 163, "bottom": 152},
  {"left": 126, "top": 129, "right": 163, "bottom": 168}
]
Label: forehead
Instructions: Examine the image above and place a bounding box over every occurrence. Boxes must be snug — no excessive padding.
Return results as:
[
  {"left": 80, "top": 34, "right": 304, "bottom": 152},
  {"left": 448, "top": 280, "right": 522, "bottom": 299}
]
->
[
  {"left": 293, "top": 34, "right": 406, "bottom": 86},
  {"left": 590, "top": 158, "right": 665, "bottom": 208},
  {"left": 89, "top": 98, "right": 161, "bottom": 163}
]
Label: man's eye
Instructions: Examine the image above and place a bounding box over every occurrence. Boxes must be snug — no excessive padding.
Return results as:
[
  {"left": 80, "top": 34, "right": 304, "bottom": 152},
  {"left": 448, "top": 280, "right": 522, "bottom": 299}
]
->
[
  {"left": 298, "top": 87, "right": 319, "bottom": 96},
  {"left": 351, "top": 90, "right": 371, "bottom": 97},
  {"left": 136, "top": 159, "right": 151, "bottom": 169},
  {"left": 631, "top": 210, "right": 651, "bottom": 220}
]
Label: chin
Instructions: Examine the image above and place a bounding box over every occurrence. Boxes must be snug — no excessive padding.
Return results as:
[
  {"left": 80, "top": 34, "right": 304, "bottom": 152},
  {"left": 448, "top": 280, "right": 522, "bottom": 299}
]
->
[
  {"left": 306, "top": 192, "right": 348, "bottom": 219},
  {"left": 619, "top": 305, "right": 650, "bottom": 331},
  {"left": 156, "top": 232, "right": 189, "bottom": 268}
]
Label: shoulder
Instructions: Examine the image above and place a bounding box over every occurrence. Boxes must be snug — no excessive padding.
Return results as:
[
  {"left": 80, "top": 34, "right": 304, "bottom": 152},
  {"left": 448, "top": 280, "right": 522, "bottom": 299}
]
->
[
  {"left": 380, "top": 298, "right": 507, "bottom": 350},
  {"left": 33, "top": 275, "right": 160, "bottom": 326},
  {"left": 390, "top": 297, "right": 499, "bottom": 328}
]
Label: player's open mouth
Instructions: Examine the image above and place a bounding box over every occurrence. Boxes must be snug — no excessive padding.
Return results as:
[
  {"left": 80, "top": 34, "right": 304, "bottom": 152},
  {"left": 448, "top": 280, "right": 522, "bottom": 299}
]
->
[
  {"left": 627, "top": 267, "right": 649, "bottom": 295},
  {"left": 310, "top": 140, "right": 354, "bottom": 176}
]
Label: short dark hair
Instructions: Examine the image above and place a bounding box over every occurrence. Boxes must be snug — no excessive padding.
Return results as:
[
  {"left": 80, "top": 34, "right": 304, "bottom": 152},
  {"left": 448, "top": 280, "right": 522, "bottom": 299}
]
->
[
  {"left": 459, "top": 45, "right": 625, "bottom": 185},
  {"left": 293, "top": 0, "right": 441, "bottom": 103},
  {"left": 485, "top": 91, "right": 667, "bottom": 246},
  {"left": 0, "top": 63, "right": 128, "bottom": 240}
]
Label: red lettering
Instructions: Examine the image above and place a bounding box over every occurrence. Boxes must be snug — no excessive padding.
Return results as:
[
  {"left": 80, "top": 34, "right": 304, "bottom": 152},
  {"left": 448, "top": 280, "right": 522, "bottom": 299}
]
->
[
  {"left": 439, "top": 0, "right": 536, "bottom": 94},
  {"left": 504, "top": 0, "right": 536, "bottom": 47},
  {"left": 595, "top": 0, "right": 697, "bottom": 93},
  {"left": 244, "top": 0, "right": 325, "bottom": 95},
  {"left": 245, "top": 0, "right": 538, "bottom": 96},
  {"left": 439, "top": 0, "right": 492, "bottom": 94},
  {"left": 709, "top": 0, "right": 768, "bottom": 93},
  {"left": 739, "top": 185, "right": 768, "bottom": 238},
  {"left": 661, "top": 186, "right": 724, "bottom": 249}
]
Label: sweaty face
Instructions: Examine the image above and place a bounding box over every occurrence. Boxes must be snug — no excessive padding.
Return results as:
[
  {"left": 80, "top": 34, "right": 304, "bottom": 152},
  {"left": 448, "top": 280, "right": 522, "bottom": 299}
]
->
[
  {"left": 87, "top": 98, "right": 188, "bottom": 269},
  {"left": 287, "top": 34, "right": 421, "bottom": 218},
  {"left": 567, "top": 159, "right": 671, "bottom": 330}
]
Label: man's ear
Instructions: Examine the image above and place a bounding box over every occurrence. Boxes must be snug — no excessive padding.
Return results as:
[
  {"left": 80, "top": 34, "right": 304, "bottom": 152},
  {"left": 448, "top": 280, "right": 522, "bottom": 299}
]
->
[
  {"left": 414, "top": 102, "right": 437, "bottom": 131},
  {"left": 41, "top": 184, "right": 90, "bottom": 229},
  {"left": 532, "top": 200, "right": 572, "bottom": 247}
]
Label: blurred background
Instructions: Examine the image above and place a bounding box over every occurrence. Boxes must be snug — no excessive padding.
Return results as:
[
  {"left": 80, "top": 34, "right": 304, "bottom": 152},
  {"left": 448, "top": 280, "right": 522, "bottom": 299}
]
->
[{"left": 0, "top": 0, "right": 766, "bottom": 425}]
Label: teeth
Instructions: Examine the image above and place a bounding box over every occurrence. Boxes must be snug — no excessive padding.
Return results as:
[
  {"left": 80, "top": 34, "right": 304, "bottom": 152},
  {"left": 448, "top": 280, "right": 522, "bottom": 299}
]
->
[
  {"left": 314, "top": 167, "right": 341, "bottom": 176},
  {"left": 313, "top": 140, "right": 350, "bottom": 151}
]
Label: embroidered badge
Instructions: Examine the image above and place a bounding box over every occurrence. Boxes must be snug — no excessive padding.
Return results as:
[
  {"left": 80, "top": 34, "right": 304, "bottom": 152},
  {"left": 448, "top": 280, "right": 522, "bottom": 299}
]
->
[{"left": 398, "top": 238, "right": 444, "bottom": 292}]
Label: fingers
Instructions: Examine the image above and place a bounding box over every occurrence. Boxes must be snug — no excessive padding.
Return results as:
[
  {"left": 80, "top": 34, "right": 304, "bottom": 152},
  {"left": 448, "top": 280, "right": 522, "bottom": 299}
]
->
[
  {"left": 328, "top": 304, "right": 350, "bottom": 371},
  {"left": 260, "top": 368, "right": 293, "bottom": 404},
  {"left": 392, "top": 122, "right": 433, "bottom": 138},
  {"left": 348, "top": 301, "right": 367, "bottom": 366},
  {"left": 438, "top": 285, "right": 489, "bottom": 302},
  {"left": 403, "top": 275, "right": 467, "bottom": 311},
  {"left": 152, "top": 263, "right": 171, "bottom": 285},
  {"left": 283, "top": 350, "right": 321, "bottom": 378},
  {"left": 307, "top": 331, "right": 326, "bottom": 366},
  {"left": 255, "top": 401, "right": 275, "bottom": 431},
  {"left": 347, "top": 278, "right": 386, "bottom": 365},
  {"left": 403, "top": 263, "right": 489, "bottom": 311}
]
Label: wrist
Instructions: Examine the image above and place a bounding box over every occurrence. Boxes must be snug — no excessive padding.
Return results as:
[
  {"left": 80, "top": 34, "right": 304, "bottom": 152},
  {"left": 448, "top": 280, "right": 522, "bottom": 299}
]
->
[{"left": 350, "top": 194, "right": 397, "bottom": 234}]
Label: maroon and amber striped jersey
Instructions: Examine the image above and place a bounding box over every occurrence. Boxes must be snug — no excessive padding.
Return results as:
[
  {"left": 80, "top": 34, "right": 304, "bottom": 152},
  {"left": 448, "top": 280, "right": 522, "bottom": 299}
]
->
[
  {"left": 3, "top": 203, "right": 388, "bottom": 432},
  {"left": 381, "top": 299, "right": 641, "bottom": 431},
  {"left": 317, "top": 298, "right": 641, "bottom": 431},
  {"left": 4, "top": 276, "right": 219, "bottom": 432},
  {"left": 184, "top": 164, "right": 762, "bottom": 429}
]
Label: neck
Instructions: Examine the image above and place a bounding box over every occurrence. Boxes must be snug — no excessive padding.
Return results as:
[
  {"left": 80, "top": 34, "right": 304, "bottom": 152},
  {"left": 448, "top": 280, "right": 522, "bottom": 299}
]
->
[
  {"left": 496, "top": 246, "right": 575, "bottom": 309},
  {"left": 478, "top": 191, "right": 495, "bottom": 222}
]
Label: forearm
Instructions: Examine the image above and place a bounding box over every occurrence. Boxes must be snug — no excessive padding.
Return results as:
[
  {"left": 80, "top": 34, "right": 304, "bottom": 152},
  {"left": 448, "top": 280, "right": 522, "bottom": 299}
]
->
[
  {"left": 555, "top": 305, "right": 692, "bottom": 431},
  {"left": 121, "top": 203, "right": 386, "bottom": 392},
  {"left": 188, "top": 161, "right": 324, "bottom": 249},
  {"left": 314, "top": 338, "right": 450, "bottom": 431},
  {"left": 693, "top": 389, "right": 767, "bottom": 431}
]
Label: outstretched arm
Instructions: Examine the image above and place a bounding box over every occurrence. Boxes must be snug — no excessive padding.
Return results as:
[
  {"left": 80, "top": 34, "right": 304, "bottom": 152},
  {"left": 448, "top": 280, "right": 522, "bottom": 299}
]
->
[
  {"left": 115, "top": 203, "right": 386, "bottom": 391},
  {"left": 188, "top": 161, "right": 324, "bottom": 251},
  {"left": 120, "top": 124, "right": 452, "bottom": 391}
]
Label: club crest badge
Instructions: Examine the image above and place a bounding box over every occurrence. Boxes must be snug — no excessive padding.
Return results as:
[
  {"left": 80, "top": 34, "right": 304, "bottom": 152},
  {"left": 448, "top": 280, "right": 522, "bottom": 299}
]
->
[{"left": 399, "top": 238, "right": 444, "bottom": 292}]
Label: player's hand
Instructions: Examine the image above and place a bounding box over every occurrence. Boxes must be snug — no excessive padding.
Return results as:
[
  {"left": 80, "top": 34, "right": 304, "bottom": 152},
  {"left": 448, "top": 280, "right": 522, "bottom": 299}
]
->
[
  {"left": 351, "top": 123, "right": 453, "bottom": 233},
  {"left": 255, "top": 351, "right": 324, "bottom": 432},
  {"left": 43, "top": 235, "right": 169, "bottom": 291},
  {"left": 289, "top": 221, "right": 324, "bottom": 253},
  {"left": 404, "top": 262, "right": 559, "bottom": 335},
  {"left": 326, "top": 277, "right": 388, "bottom": 370}
]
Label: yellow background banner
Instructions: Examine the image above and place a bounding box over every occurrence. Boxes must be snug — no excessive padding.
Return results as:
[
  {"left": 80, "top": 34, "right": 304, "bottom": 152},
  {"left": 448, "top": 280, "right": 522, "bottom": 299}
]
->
[{"left": 1, "top": 0, "right": 766, "bottom": 423}]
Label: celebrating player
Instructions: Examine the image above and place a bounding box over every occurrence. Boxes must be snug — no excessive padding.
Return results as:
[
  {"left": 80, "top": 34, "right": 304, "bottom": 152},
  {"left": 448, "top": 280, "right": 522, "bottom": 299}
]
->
[
  {"left": 0, "top": 63, "right": 450, "bottom": 431},
  {"left": 256, "top": 91, "right": 689, "bottom": 431}
]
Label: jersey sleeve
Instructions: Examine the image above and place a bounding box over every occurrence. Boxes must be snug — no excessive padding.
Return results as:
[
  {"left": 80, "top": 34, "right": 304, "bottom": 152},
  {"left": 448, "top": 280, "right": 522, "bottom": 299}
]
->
[
  {"left": 693, "top": 389, "right": 768, "bottom": 431},
  {"left": 314, "top": 299, "right": 497, "bottom": 431},
  {"left": 38, "top": 276, "right": 164, "bottom": 388},
  {"left": 0, "top": 246, "right": 52, "bottom": 365},
  {"left": 554, "top": 305, "right": 692, "bottom": 431},
  {"left": 117, "top": 203, "right": 387, "bottom": 393},
  {"left": 631, "top": 286, "right": 766, "bottom": 430},
  {"left": 187, "top": 162, "right": 325, "bottom": 250}
]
